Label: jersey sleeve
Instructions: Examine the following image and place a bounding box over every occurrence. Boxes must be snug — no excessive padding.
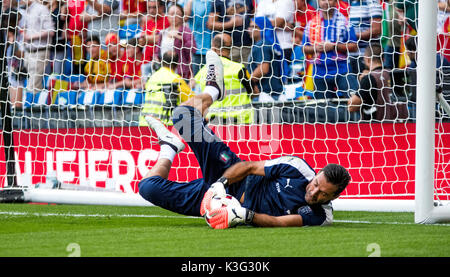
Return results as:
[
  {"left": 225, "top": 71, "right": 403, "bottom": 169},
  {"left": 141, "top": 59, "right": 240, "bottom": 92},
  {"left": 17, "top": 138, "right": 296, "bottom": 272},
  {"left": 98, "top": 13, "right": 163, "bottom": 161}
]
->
[
  {"left": 297, "top": 203, "right": 333, "bottom": 227},
  {"left": 264, "top": 156, "right": 315, "bottom": 181}
]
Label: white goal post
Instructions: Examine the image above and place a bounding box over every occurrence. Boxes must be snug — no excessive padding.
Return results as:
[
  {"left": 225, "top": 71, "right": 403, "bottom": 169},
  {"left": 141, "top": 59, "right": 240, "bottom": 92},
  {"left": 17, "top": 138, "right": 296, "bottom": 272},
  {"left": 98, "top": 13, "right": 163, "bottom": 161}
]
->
[{"left": 415, "top": 0, "right": 450, "bottom": 224}]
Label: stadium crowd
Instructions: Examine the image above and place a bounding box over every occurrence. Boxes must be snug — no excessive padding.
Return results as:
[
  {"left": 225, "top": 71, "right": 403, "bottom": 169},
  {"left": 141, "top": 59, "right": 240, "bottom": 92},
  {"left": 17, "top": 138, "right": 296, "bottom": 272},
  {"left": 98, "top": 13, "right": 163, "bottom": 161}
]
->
[{"left": 2, "top": 0, "right": 450, "bottom": 123}]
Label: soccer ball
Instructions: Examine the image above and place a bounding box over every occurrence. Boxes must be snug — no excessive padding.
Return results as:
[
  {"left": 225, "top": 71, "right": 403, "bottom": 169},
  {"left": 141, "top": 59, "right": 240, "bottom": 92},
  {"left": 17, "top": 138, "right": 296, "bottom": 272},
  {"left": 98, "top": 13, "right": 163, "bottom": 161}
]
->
[
  {"left": 204, "top": 194, "right": 241, "bottom": 228},
  {"left": 209, "top": 194, "right": 240, "bottom": 211},
  {"left": 209, "top": 195, "right": 226, "bottom": 211}
]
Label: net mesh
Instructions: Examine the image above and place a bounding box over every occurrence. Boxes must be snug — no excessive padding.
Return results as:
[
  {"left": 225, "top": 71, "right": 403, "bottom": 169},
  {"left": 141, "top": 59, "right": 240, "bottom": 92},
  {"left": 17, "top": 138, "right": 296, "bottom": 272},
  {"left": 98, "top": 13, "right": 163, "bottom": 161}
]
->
[{"left": 0, "top": 0, "right": 449, "bottom": 203}]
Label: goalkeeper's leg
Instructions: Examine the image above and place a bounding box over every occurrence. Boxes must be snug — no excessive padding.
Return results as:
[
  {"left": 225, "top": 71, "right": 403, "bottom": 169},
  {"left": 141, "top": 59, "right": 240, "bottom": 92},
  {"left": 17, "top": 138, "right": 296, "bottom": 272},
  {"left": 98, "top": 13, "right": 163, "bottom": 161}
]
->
[
  {"left": 139, "top": 50, "right": 244, "bottom": 217},
  {"left": 181, "top": 50, "right": 226, "bottom": 116},
  {"left": 142, "top": 115, "right": 185, "bottom": 180},
  {"left": 171, "top": 50, "right": 242, "bottom": 186},
  {"left": 138, "top": 176, "right": 210, "bottom": 216},
  {"left": 139, "top": 115, "right": 209, "bottom": 216}
]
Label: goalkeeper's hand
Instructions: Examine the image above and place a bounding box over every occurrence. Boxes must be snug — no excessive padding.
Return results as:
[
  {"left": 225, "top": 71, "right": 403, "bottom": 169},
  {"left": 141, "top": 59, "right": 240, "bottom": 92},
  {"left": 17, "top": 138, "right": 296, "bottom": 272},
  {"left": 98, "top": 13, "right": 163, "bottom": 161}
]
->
[
  {"left": 205, "top": 201, "right": 255, "bottom": 229},
  {"left": 200, "top": 180, "right": 227, "bottom": 217}
]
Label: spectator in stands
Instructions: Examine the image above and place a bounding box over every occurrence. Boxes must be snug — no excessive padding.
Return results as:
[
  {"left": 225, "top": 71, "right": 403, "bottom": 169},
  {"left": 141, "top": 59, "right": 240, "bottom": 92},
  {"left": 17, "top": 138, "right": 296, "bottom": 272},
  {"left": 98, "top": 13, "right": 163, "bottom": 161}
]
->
[
  {"left": 79, "top": 35, "right": 109, "bottom": 90},
  {"left": 3, "top": 3, "right": 26, "bottom": 108},
  {"left": 104, "top": 32, "right": 127, "bottom": 88},
  {"left": 66, "top": 0, "right": 88, "bottom": 74},
  {"left": 308, "top": 0, "right": 350, "bottom": 17},
  {"left": 67, "top": 0, "right": 118, "bottom": 73},
  {"left": 22, "top": 0, "right": 55, "bottom": 94},
  {"left": 438, "top": 0, "right": 450, "bottom": 33},
  {"left": 381, "top": 0, "right": 403, "bottom": 70},
  {"left": 1, "top": 0, "right": 15, "bottom": 12},
  {"left": 403, "top": 36, "right": 449, "bottom": 105},
  {"left": 437, "top": 0, "right": 450, "bottom": 66},
  {"left": 405, "top": 36, "right": 417, "bottom": 69},
  {"left": 337, "top": 0, "right": 350, "bottom": 18},
  {"left": 184, "top": 0, "right": 213, "bottom": 77},
  {"left": 141, "top": 0, "right": 170, "bottom": 64},
  {"left": 193, "top": 33, "right": 258, "bottom": 124},
  {"left": 292, "top": 0, "right": 316, "bottom": 81},
  {"left": 405, "top": 36, "right": 450, "bottom": 69},
  {"left": 347, "top": 0, "right": 383, "bottom": 77},
  {"left": 47, "top": 0, "right": 68, "bottom": 75},
  {"left": 108, "top": 37, "right": 145, "bottom": 89},
  {"left": 140, "top": 50, "right": 195, "bottom": 126},
  {"left": 348, "top": 43, "right": 408, "bottom": 121},
  {"left": 120, "top": 0, "right": 148, "bottom": 26},
  {"left": 294, "top": 0, "right": 316, "bottom": 45},
  {"left": 247, "top": 17, "right": 284, "bottom": 100},
  {"left": 154, "top": 4, "right": 196, "bottom": 81},
  {"left": 81, "top": 0, "right": 121, "bottom": 44},
  {"left": 302, "top": 0, "right": 358, "bottom": 99},
  {"left": 255, "top": 0, "right": 295, "bottom": 79},
  {"left": 207, "top": 0, "right": 254, "bottom": 65},
  {"left": 394, "top": 0, "right": 417, "bottom": 32}
]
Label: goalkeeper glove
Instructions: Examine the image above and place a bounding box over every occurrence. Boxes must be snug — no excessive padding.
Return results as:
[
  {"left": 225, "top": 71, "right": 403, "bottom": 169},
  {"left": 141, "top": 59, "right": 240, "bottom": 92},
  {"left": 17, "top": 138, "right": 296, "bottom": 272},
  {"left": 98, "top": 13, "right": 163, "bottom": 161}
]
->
[
  {"left": 200, "top": 178, "right": 227, "bottom": 217},
  {"left": 205, "top": 203, "right": 255, "bottom": 229}
]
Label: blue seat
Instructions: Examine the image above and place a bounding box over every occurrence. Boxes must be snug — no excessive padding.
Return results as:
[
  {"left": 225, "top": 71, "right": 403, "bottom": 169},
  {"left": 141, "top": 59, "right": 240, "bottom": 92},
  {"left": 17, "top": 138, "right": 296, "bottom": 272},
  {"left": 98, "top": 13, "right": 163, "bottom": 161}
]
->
[
  {"left": 23, "top": 91, "right": 50, "bottom": 108},
  {"left": 122, "top": 90, "right": 145, "bottom": 106},
  {"left": 98, "top": 90, "right": 123, "bottom": 105},
  {"left": 78, "top": 90, "right": 123, "bottom": 105},
  {"left": 78, "top": 90, "right": 102, "bottom": 105}
]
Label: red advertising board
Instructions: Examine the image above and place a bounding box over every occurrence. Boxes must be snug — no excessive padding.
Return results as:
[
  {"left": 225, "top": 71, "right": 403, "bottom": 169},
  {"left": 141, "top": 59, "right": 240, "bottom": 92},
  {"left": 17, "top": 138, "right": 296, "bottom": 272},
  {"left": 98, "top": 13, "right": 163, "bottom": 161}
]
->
[{"left": 1, "top": 123, "right": 449, "bottom": 199}]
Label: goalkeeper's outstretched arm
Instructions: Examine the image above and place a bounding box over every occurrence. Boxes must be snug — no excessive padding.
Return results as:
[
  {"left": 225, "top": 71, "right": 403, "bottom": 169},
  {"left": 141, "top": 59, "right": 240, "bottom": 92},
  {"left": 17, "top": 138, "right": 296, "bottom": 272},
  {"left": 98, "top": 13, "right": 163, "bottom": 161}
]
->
[
  {"left": 203, "top": 160, "right": 306, "bottom": 228},
  {"left": 221, "top": 161, "right": 266, "bottom": 185},
  {"left": 252, "top": 213, "right": 303, "bottom": 227},
  {"left": 199, "top": 160, "right": 265, "bottom": 216},
  {"left": 205, "top": 202, "right": 305, "bottom": 228}
]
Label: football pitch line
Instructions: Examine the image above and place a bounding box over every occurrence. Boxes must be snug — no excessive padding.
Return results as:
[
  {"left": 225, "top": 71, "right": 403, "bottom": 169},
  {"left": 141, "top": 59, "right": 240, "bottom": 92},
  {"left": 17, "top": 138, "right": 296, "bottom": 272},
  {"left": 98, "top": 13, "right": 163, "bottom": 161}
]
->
[
  {"left": 1, "top": 211, "right": 450, "bottom": 226},
  {"left": 0, "top": 211, "right": 200, "bottom": 219},
  {"left": 334, "top": 219, "right": 450, "bottom": 226}
]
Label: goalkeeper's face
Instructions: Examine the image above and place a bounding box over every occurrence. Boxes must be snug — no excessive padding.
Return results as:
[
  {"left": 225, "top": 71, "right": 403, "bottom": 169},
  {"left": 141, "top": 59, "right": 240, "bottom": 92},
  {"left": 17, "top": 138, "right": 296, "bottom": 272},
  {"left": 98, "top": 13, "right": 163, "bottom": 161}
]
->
[{"left": 305, "top": 172, "right": 339, "bottom": 205}]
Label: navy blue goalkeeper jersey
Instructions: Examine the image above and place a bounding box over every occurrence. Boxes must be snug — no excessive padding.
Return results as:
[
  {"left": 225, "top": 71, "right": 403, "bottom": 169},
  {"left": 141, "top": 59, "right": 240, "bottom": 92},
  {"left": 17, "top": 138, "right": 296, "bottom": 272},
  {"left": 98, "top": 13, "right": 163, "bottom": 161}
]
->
[{"left": 239, "top": 156, "right": 333, "bottom": 227}]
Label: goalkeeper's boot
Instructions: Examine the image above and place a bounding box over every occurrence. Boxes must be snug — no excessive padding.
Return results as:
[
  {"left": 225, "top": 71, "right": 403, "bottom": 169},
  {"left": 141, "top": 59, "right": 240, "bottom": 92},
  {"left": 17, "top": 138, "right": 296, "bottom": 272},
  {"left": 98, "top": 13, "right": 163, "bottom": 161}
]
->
[
  {"left": 145, "top": 115, "right": 185, "bottom": 154},
  {"left": 205, "top": 50, "right": 226, "bottom": 101}
]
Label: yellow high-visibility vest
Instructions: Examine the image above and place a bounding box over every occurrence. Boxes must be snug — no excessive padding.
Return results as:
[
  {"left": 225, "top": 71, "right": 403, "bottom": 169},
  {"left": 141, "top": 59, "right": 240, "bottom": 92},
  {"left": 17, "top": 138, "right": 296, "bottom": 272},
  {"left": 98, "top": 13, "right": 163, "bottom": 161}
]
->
[
  {"left": 140, "top": 67, "right": 194, "bottom": 126},
  {"left": 195, "top": 57, "right": 254, "bottom": 124}
]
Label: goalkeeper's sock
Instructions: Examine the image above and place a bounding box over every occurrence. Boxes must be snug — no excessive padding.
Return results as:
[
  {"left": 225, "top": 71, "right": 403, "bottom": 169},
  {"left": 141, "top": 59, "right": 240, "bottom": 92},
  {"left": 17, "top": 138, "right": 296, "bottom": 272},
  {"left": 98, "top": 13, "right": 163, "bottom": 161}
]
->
[
  {"left": 204, "top": 86, "right": 220, "bottom": 102},
  {"left": 158, "top": 144, "right": 176, "bottom": 162}
]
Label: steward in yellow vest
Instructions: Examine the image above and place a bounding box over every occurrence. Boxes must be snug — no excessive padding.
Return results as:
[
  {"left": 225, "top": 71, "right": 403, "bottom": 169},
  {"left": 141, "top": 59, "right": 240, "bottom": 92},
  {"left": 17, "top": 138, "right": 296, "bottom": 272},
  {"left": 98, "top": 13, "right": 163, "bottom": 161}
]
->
[
  {"left": 140, "top": 51, "right": 194, "bottom": 126},
  {"left": 193, "top": 34, "right": 258, "bottom": 124}
]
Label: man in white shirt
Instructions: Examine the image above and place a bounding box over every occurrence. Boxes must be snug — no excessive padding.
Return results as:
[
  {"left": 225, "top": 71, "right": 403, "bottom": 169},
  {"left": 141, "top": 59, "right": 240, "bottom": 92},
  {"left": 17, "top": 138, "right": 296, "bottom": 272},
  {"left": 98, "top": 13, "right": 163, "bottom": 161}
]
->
[
  {"left": 255, "top": 0, "right": 295, "bottom": 78},
  {"left": 347, "top": 0, "right": 382, "bottom": 76},
  {"left": 81, "top": 0, "right": 121, "bottom": 44},
  {"left": 22, "top": 0, "right": 55, "bottom": 94}
]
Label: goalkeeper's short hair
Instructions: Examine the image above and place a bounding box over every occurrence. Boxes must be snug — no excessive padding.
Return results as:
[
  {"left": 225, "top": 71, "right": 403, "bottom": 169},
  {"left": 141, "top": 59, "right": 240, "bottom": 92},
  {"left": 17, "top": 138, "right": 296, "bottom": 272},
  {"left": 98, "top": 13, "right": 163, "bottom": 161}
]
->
[{"left": 320, "top": 164, "right": 351, "bottom": 196}]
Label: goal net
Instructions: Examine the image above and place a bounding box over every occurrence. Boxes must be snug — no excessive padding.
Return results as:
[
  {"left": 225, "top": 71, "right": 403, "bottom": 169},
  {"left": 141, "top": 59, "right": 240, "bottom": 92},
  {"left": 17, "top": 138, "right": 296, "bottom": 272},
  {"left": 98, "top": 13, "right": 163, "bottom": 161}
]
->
[{"left": 0, "top": 0, "right": 449, "bottom": 221}]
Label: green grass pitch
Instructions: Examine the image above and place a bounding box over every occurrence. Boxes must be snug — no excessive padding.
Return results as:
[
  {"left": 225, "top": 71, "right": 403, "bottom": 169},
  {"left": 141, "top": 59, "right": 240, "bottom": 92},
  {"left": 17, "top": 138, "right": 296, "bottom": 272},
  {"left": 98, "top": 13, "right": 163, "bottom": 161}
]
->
[{"left": 0, "top": 203, "right": 449, "bottom": 257}]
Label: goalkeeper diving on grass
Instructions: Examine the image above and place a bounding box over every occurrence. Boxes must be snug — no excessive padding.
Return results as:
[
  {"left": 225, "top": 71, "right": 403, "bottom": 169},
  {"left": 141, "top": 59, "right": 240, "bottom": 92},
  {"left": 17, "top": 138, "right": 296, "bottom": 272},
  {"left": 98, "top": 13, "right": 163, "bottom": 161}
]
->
[{"left": 138, "top": 50, "right": 351, "bottom": 229}]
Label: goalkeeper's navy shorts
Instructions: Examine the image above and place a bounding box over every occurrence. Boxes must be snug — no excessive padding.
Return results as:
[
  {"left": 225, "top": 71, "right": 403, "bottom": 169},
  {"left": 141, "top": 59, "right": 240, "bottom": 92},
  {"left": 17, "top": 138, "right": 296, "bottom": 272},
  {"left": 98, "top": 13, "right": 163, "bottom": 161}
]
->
[{"left": 138, "top": 105, "right": 246, "bottom": 216}]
